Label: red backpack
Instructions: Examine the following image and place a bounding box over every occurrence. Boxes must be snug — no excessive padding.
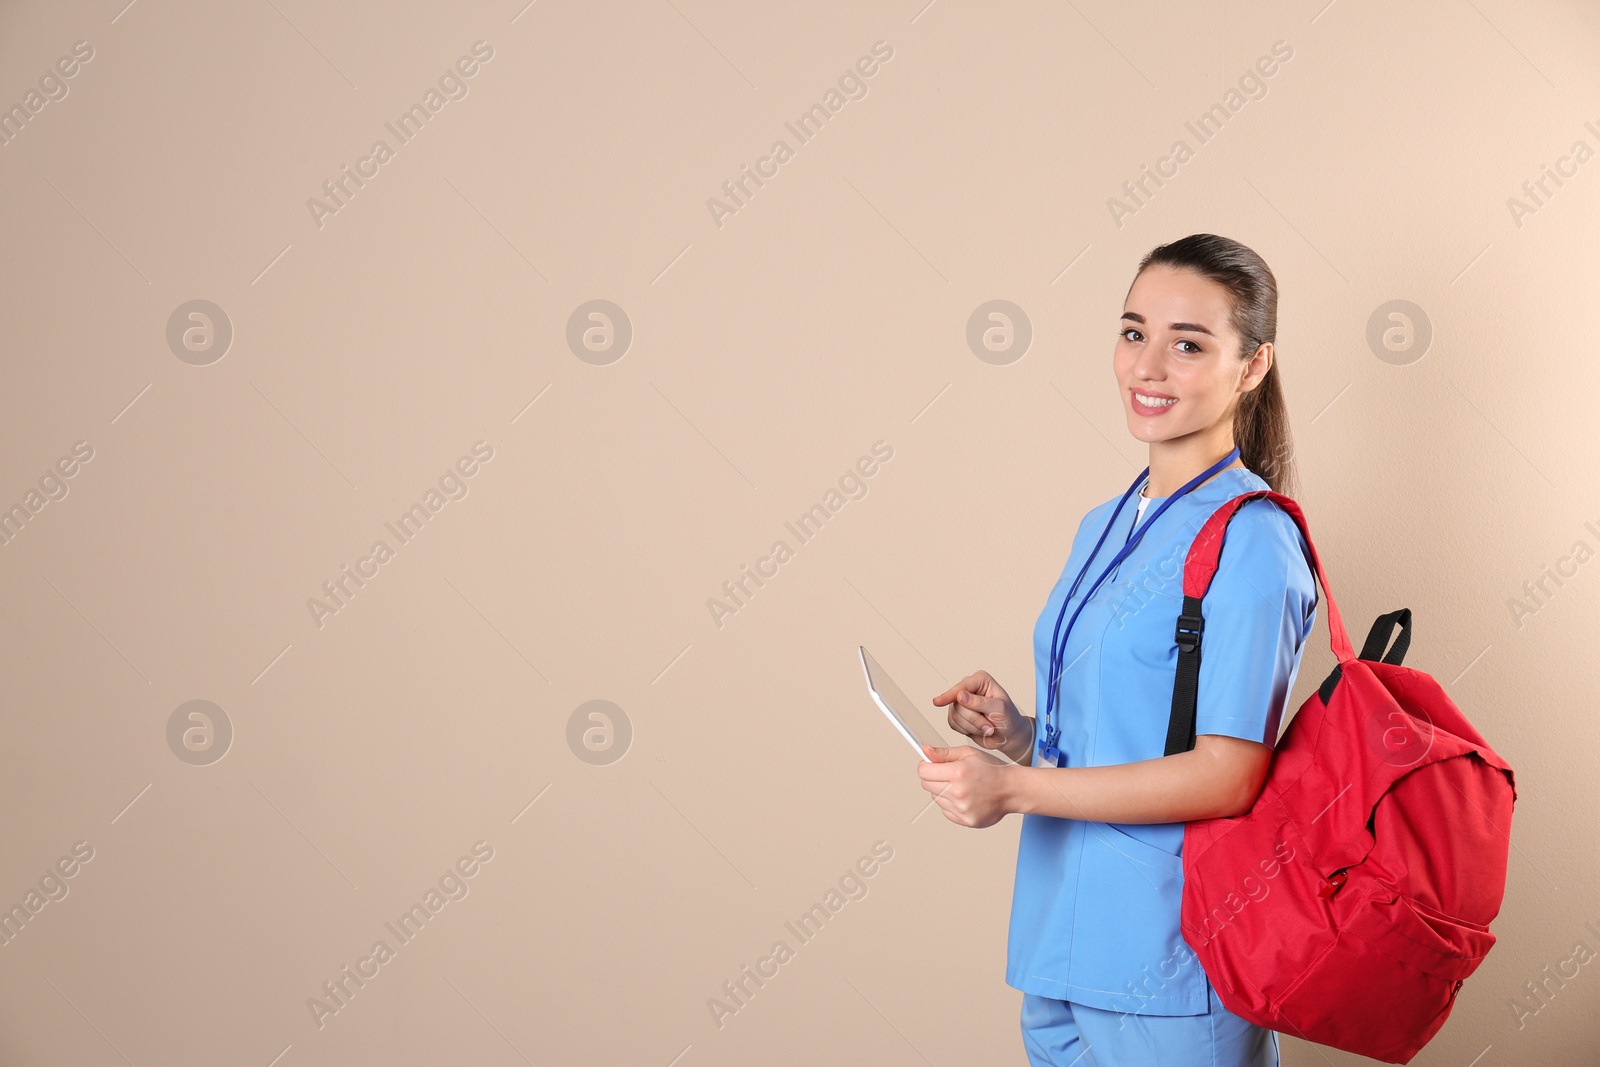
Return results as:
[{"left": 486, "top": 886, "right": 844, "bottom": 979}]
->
[{"left": 1164, "top": 490, "right": 1517, "bottom": 1064}]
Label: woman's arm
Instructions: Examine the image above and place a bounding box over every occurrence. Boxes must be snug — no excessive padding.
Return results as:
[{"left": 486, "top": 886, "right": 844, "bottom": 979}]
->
[
  {"left": 918, "top": 732, "right": 1272, "bottom": 828},
  {"left": 1005, "top": 733, "right": 1272, "bottom": 823}
]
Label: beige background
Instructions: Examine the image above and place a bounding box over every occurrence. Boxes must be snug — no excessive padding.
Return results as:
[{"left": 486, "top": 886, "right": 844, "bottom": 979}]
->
[{"left": 0, "top": 0, "right": 1594, "bottom": 1064}]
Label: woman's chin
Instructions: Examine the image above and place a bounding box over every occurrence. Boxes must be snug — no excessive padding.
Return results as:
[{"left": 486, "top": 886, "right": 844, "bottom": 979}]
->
[{"left": 1127, "top": 420, "right": 1175, "bottom": 442}]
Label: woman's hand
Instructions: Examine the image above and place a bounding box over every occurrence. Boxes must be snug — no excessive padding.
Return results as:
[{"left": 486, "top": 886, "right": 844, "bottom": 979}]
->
[
  {"left": 932, "top": 670, "right": 1033, "bottom": 764},
  {"left": 917, "top": 745, "right": 1014, "bottom": 828}
]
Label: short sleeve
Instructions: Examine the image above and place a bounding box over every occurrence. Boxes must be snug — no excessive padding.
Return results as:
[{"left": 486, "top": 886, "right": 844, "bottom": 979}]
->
[{"left": 1192, "top": 498, "right": 1319, "bottom": 747}]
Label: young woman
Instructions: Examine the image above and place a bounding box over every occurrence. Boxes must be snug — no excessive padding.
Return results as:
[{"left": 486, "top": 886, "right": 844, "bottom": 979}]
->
[{"left": 917, "top": 234, "right": 1318, "bottom": 1067}]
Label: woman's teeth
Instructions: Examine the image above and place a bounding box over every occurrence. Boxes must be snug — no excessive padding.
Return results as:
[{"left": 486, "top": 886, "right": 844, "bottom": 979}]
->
[{"left": 1134, "top": 393, "right": 1177, "bottom": 407}]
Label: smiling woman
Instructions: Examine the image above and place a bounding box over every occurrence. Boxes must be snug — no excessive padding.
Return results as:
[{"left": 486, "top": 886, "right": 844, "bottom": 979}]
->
[{"left": 922, "top": 234, "right": 1315, "bottom": 1067}]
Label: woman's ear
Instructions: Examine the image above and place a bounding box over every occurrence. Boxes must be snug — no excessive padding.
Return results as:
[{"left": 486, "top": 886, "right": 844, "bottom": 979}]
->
[{"left": 1238, "top": 341, "right": 1273, "bottom": 394}]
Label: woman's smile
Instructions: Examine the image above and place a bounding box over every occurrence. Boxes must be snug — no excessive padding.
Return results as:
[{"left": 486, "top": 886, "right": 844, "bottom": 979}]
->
[{"left": 1131, "top": 388, "right": 1179, "bottom": 416}]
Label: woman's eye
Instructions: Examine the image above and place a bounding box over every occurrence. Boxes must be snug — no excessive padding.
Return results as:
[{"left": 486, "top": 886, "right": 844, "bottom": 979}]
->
[
  {"left": 1176, "top": 339, "right": 1202, "bottom": 354},
  {"left": 1120, "top": 327, "right": 1142, "bottom": 343}
]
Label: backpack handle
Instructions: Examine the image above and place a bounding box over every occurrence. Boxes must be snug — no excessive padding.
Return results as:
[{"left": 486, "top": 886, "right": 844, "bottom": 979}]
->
[
  {"left": 1358, "top": 608, "right": 1411, "bottom": 665},
  {"left": 1178, "top": 490, "right": 1355, "bottom": 662}
]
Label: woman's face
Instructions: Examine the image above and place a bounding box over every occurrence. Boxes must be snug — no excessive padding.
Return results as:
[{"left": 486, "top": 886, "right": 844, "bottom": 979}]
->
[{"left": 1114, "top": 264, "right": 1269, "bottom": 446}]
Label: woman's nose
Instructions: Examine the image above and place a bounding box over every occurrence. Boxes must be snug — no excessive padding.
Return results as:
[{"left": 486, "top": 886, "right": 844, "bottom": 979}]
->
[{"left": 1132, "top": 349, "right": 1166, "bottom": 380}]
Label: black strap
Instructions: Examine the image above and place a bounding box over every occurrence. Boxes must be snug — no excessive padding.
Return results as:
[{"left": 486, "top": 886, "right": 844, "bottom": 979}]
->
[
  {"left": 1166, "top": 603, "right": 1414, "bottom": 754},
  {"left": 1317, "top": 663, "right": 1343, "bottom": 707},
  {"left": 1164, "top": 595, "right": 1206, "bottom": 756},
  {"left": 1358, "top": 608, "right": 1411, "bottom": 665}
]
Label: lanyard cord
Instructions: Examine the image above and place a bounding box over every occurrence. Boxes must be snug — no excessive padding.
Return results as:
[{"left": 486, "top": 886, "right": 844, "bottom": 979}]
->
[{"left": 1039, "top": 446, "right": 1241, "bottom": 766}]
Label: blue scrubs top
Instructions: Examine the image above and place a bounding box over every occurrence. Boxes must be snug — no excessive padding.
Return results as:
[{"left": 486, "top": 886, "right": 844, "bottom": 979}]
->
[{"left": 1006, "top": 466, "right": 1318, "bottom": 1016}]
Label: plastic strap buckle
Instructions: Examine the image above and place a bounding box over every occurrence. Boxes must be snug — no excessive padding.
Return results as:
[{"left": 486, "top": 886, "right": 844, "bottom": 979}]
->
[
  {"left": 1317, "top": 869, "right": 1349, "bottom": 899},
  {"left": 1174, "top": 611, "right": 1205, "bottom": 654},
  {"left": 1038, "top": 725, "right": 1061, "bottom": 766}
]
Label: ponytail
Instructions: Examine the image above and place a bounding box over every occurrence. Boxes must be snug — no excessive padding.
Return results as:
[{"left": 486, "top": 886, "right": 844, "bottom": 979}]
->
[{"left": 1235, "top": 359, "right": 1296, "bottom": 497}]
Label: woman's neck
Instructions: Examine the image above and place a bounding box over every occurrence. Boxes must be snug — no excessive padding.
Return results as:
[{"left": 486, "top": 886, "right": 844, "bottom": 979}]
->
[{"left": 1143, "top": 435, "right": 1242, "bottom": 498}]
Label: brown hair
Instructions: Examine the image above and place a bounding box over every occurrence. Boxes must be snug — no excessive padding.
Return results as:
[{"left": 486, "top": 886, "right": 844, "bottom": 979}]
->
[{"left": 1134, "top": 234, "right": 1297, "bottom": 496}]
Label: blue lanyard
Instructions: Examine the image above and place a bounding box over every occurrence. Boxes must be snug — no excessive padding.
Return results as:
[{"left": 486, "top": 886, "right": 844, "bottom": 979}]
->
[{"left": 1038, "top": 447, "right": 1241, "bottom": 767}]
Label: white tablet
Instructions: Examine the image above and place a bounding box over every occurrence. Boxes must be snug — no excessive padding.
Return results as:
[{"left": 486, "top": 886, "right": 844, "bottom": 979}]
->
[{"left": 858, "top": 646, "right": 1005, "bottom": 764}]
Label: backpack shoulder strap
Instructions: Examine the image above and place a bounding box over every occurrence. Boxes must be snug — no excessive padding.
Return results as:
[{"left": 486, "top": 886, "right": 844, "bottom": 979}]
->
[{"left": 1164, "top": 490, "right": 1354, "bottom": 756}]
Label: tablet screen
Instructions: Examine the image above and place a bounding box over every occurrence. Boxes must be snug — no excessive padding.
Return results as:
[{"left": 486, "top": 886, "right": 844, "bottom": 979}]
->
[{"left": 859, "top": 645, "right": 950, "bottom": 760}]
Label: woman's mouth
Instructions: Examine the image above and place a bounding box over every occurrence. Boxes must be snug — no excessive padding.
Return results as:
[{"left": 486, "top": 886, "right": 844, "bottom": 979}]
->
[{"left": 1131, "top": 390, "right": 1178, "bottom": 416}]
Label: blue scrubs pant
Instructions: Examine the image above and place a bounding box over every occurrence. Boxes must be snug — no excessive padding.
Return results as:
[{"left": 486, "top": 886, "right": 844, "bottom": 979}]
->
[{"left": 1020, "top": 981, "right": 1279, "bottom": 1067}]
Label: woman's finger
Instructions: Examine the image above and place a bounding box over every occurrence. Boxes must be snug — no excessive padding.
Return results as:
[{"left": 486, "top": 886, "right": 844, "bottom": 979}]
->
[
  {"left": 931, "top": 794, "right": 969, "bottom": 825},
  {"left": 959, "top": 692, "right": 1010, "bottom": 732},
  {"left": 947, "top": 704, "right": 992, "bottom": 737},
  {"left": 961, "top": 690, "right": 1009, "bottom": 719},
  {"left": 932, "top": 671, "right": 991, "bottom": 706}
]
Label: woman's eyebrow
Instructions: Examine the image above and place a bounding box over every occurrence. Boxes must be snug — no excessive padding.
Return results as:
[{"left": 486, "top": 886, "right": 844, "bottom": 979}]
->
[{"left": 1120, "top": 311, "right": 1216, "bottom": 337}]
